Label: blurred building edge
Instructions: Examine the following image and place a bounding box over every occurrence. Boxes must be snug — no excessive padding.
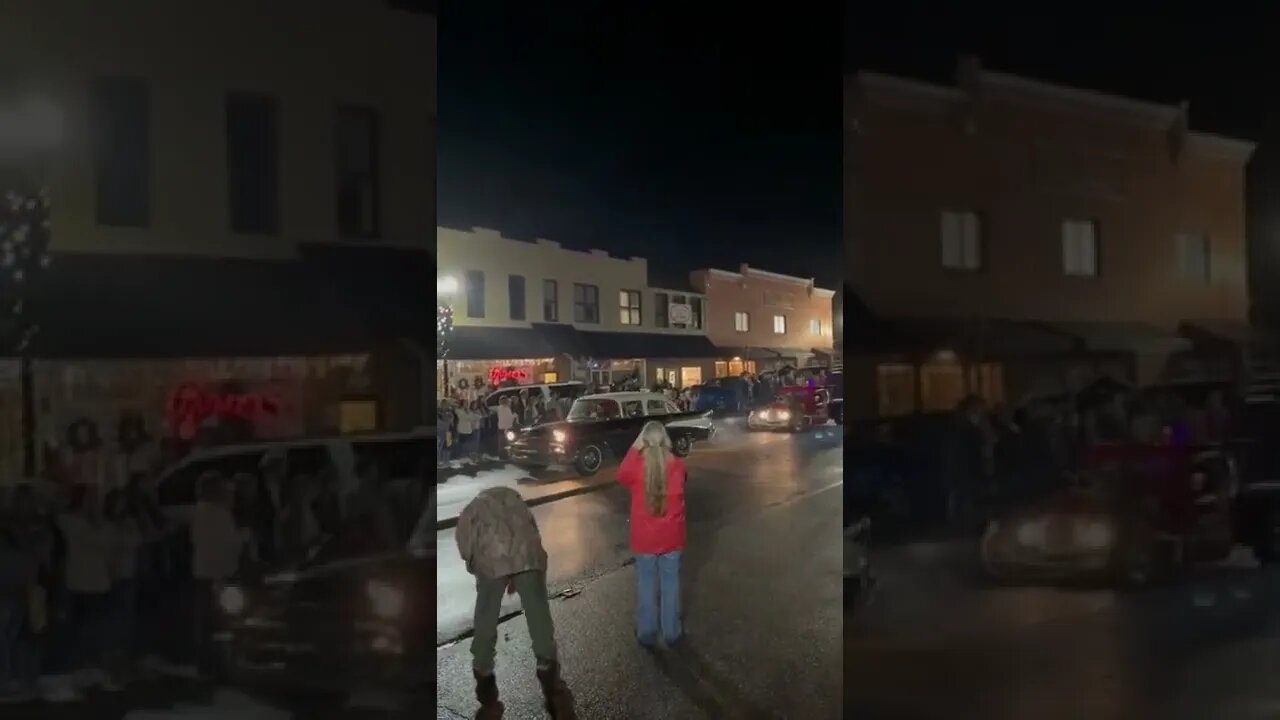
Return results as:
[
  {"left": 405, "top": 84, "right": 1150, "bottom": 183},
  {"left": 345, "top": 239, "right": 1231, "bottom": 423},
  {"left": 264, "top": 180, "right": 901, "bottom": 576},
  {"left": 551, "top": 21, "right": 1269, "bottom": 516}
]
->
[
  {"left": 846, "top": 57, "right": 1257, "bottom": 421},
  {"left": 0, "top": 0, "right": 436, "bottom": 481}
]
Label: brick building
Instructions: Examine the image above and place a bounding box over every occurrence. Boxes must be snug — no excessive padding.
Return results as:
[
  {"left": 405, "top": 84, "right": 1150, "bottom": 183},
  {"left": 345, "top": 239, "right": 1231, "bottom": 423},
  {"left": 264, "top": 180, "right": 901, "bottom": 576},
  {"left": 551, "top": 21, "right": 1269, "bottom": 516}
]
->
[
  {"left": 690, "top": 264, "right": 836, "bottom": 372},
  {"left": 845, "top": 58, "right": 1255, "bottom": 419}
]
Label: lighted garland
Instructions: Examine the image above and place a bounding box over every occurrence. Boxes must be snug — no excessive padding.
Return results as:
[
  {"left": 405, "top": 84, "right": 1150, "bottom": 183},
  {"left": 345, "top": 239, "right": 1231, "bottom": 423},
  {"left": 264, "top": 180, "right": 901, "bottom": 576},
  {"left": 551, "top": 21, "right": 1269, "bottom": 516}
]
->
[
  {"left": 437, "top": 302, "right": 453, "bottom": 358},
  {"left": 0, "top": 187, "right": 52, "bottom": 353}
]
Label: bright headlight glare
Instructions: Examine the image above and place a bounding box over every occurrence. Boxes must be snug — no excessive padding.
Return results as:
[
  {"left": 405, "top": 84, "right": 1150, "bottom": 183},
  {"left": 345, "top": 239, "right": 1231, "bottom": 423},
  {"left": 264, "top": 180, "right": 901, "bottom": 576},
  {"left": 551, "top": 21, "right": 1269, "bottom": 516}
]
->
[
  {"left": 778, "top": 411, "right": 791, "bottom": 420},
  {"left": 1015, "top": 520, "right": 1047, "bottom": 547},
  {"left": 505, "top": 430, "right": 515, "bottom": 441},
  {"left": 1075, "top": 520, "right": 1113, "bottom": 550},
  {"left": 367, "top": 581, "right": 405, "bottom": 619},
  {"left": 552, "top": 429, "right": 567, "bottom": 443},
  {"left": 219, "top": 585, "right": 246, "bottom": 615}
]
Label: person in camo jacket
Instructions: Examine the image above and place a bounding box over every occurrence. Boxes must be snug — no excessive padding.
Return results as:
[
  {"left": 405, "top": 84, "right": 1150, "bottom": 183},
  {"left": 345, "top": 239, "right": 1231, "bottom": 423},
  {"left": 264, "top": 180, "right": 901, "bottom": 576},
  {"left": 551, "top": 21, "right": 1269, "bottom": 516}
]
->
[{"left": 456, "top": 486, "right": 575, "bottom": 719}]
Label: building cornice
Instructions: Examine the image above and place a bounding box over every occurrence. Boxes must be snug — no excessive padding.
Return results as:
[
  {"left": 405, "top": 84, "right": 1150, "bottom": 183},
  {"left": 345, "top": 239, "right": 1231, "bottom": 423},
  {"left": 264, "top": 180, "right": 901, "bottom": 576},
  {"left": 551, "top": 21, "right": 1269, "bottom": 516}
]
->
[{"left": 703, "top": 267, "right": 837, "bottom": 296}]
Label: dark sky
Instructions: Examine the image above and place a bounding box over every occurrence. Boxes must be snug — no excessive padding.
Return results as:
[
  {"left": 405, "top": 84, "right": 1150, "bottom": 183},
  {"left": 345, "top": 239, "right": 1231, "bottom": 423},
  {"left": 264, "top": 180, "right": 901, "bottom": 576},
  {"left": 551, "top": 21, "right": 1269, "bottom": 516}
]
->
[
  {"left": 847, "top": 3, "right": 1280, "bottom": 317},
  {"left": 437, "top": 3, "right": 843, "bottom": 289}
]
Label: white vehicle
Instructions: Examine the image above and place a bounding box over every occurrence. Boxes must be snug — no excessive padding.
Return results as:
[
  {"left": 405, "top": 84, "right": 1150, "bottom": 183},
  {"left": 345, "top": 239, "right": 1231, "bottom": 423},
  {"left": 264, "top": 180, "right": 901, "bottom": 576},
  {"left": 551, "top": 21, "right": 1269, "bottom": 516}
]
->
[
  {"left": 483, "top": 382, "right": 588, "bottom": 414},
  {"left": 155, "top": 429, "right": 429, "bottom": 524}
]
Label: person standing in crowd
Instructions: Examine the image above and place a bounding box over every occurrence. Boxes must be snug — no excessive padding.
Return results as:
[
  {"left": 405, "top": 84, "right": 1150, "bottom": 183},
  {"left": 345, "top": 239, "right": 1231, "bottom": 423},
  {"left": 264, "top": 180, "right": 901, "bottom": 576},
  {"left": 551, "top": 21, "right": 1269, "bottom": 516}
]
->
[
  {"left": 456, "top": 487, "right": 576, "bottom": 719},
  {"left": 437, "top": 402, "right": 453, "bottom": 466},
  {"left": 57, "top": 484, "right": 120, "bottom": 694},
  {"left": 617, "top": 422, "right": 687, "bottom": 649},
  {"left": 254, "top": 454, "right": 287, "bottom": 566},
  {"left": 944, "top": 396, "right": 990, "bottom": 528},
  {"left": 190, "top": 473, "right": 242, "bottom": 679},
  {"left": 496, "top": 397, "right": 516, "bottom": 456},
  {"left": 454, "top": 401, "right": 478, "bottom": 464},
  {"left": 275, "top": 475, "right": 321, "bottom": 566},
  {"left": 0, "top": 496, "right": 39, "bottom": 703},
  {"left": 103, "top": 490, "right": 142, "bottom": 680}
]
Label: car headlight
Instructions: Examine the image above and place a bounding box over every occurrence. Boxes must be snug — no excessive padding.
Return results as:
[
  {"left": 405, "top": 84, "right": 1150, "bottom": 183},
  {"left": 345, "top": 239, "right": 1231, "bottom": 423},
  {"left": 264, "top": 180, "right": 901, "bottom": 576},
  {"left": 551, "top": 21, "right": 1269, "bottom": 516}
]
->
[
  {"left": 552, "top": 429, "right": 567, "bottom": 443},
  {"left": 778, "top": 411, "right": 791, "bottom": 421},
  {"left": 1015, "top": 519, "right": 1047, "bottom": 547},
  {"left": 219, "top": 585, "right": 246, "bottom": 615},
  {"left": 1074, "top": 519, "right": 1113, "bottom": 550},
  {"left": 366, "top": 580, "right": 405, "bottom": 619},
  {"left": 505, "top": 430, "right": 515, "bottom": 441}
]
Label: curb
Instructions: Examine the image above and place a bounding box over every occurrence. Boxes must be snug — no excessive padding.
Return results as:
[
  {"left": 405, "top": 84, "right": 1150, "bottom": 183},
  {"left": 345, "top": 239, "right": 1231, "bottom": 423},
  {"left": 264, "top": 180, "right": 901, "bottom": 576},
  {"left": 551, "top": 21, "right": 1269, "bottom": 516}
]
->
[{"left": 435, "top": 478, "right": 616, "bottom": 531}]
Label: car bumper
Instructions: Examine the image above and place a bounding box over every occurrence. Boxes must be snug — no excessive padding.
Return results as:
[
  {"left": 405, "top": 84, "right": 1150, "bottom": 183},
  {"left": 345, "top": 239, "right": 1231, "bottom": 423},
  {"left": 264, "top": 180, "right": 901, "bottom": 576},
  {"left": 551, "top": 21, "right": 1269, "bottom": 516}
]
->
[
  {"left": 507, "top": 443, "right": 573, "bottom": 467},
  {"left": 748, "top": 417, "right": 798, "bottom": 430}
]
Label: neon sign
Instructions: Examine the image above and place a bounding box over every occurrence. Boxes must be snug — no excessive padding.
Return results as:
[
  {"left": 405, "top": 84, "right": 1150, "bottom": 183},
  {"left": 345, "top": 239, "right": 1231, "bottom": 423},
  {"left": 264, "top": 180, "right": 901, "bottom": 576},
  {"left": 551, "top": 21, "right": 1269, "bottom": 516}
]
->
[
  {"left": 167, "top": 383, "right": 282, "bottom": 439},
  {"left": 489, "top": 367, "right": 530, "bottom": 385}
]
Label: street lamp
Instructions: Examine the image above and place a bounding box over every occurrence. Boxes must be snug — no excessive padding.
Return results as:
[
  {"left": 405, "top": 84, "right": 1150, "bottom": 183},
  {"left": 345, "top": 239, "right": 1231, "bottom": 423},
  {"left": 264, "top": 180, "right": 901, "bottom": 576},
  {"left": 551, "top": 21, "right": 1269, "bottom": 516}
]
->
[{"left": 437, "top": 275, "right": 458, "bottom": 296}]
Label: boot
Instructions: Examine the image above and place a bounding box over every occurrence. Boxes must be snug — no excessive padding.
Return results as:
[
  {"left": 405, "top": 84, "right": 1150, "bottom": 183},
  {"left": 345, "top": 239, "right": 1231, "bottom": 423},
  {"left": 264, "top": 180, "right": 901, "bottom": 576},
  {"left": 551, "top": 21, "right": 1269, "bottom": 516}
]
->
[
  {"left": 535, "top": 660, "right": 577, "bottom": 720},
  {"left": 474, "top": 670, "right": 504, "bottom": 719}
]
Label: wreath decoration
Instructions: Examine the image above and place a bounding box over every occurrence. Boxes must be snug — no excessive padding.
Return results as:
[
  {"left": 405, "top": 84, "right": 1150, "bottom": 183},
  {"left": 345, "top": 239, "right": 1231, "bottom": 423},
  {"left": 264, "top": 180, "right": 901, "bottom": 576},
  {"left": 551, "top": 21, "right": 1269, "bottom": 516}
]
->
[
  {"left": 66, "top": 417, "right": 102, "bottom": 453},
  {"left": 118, "top": 412, "right": 149, "bottom": 454}
]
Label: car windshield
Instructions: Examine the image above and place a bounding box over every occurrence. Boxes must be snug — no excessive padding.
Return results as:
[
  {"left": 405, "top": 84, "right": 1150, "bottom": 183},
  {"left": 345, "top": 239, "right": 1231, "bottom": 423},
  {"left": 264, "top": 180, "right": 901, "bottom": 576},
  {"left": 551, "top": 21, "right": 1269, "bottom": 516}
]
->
[
  {"left": 299, "top": 479, "right": 429, "bottom": 569},
  {"left": 568, "top": 398, "right": 621, "bottom": 421}
]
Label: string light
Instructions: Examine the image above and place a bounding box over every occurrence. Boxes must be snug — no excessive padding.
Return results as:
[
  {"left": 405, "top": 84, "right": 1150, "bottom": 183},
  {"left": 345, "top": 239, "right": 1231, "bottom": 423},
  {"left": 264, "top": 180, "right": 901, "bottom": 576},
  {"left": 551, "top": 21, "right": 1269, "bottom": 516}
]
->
[
  {"left": 0, "top": 186, "right": 52, "bottom": 353},
  {"left": 437, "top": 303, "right": 454, "bottom": 359}
]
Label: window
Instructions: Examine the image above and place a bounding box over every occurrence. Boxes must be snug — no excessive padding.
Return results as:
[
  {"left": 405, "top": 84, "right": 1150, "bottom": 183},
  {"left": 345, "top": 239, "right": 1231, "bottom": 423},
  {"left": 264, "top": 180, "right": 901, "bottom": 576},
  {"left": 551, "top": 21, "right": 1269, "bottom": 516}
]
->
[
  {"left": 543, "top": 279, "right": 559, "bottom": 321},
  {"left": 1062, "top": 219, "right": 1099, "bottom": 277},
  {"left": 655, "top": 292, "right": 669, "bottom": 328},
  {"left": 876, "top": 364, "right": 915, "bottom": 417},
  {"left": 940, "top": 210, "right": 983, "bottom": 270},
  {"left": 620, "top": 290, "right": 642, "bottom": 326},
  {"left": 338, "top": 399, "right": 378, "bottom": 434},
  {"left": 157, "top": 452, "right": 266, "bottom": 507},
  {"left": 967, "top": 363, "right": 1005, "bottom": 406},
  {"left": 920, "top": 362, "right": 966, "bottom": 412},
  {"left": 690, "top": 297, "right": 704, "bottom": 329},
  {"left": 336, "top": 105, "right": 380, "bottom": 238},
  {"left": 90, "top": 76, "right": 150, "bottom": 227},
  {"left": 509, "top": 275, "right": 526, "bottom": 320},
  {"left": 773, "top": 315, "right": 787, "bottom": 335},
  {"left": 465, "top": 270, "right": 485, "bottom": 318},
  {"left": 542, "top": 372, "right": 558, "bottom": 383},
  {"left": 734, "top": 312, "right": 750, "bottom": 333},
  {"left": 226, "top": 92, "right": 278, "bottom": 234},
  {"left": 810, "top": 319, "right": 822, "bottom": 336},
  {"left": 680, "top": 366, "right": 703, "bottom": 388},
  {"left": 573, "top": 284, "right": 600, "bottom": 323},
  {"left": 646, "top": 399, "right": 669, "bottom": 415},
  {"left": 714, "top": 361, "right": 729, "bottom": 377},
  {"left": 1176, "top": 233, "right": 1210, "bottom": 283},
  {"left": 621, "top": 400, "right": 644, "bottom": 418}
]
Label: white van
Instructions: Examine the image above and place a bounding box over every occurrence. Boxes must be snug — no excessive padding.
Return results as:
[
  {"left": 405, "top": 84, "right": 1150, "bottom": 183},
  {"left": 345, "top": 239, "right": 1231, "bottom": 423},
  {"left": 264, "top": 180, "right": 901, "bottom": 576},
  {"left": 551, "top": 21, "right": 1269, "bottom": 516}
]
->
[{"left": 155, "top": 429, "right": 430, "bottom": 523}]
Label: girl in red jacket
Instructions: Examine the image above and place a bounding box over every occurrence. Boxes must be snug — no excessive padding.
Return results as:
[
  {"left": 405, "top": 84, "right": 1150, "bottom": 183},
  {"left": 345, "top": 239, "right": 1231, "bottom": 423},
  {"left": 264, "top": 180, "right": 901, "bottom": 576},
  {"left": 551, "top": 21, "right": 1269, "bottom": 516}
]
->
[{"left": 617, "top": 421, "right": 686, "bottom": 647}]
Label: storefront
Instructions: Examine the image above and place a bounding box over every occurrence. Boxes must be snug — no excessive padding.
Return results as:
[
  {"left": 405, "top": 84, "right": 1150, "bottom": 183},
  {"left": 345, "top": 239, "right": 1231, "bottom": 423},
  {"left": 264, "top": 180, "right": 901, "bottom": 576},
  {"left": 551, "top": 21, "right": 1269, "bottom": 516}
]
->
[
  {"left": 437, "top": 356, "right": 568, "bottom": 396},
  {"left": 713, "top": 357, "right": 759, "bottom": 379}
]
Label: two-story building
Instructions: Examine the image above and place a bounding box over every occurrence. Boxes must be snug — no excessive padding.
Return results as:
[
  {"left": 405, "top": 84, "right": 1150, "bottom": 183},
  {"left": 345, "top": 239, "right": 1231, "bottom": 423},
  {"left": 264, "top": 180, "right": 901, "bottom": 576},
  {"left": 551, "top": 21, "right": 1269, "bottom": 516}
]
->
[
  {"left": 846, "top": 58, "right": 1255, "bottom": 419},
  {"left": 435, "top": 227, "right": 722, "bottom": 393},
  {"left": 0, "top": 0, "right": 434, "bottom": 478},
  {"left": 691, "top": 264, "right": 837, "bottom": 373}
]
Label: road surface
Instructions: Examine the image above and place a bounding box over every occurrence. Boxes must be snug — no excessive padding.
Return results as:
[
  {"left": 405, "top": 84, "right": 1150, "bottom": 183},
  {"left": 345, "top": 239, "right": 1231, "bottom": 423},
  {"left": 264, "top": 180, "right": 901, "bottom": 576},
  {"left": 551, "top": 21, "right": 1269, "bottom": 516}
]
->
[{"left": 435, "top": 420, "right": 844, "bottom": 718}]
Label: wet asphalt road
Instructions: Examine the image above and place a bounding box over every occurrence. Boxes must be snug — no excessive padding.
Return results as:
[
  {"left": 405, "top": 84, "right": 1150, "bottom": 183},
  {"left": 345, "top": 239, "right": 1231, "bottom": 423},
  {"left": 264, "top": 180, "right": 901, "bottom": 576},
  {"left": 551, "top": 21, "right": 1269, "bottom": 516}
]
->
[
  {"left": 435, "top": 419, "right": 844, "bottom": 718},
  {"left": 437, "top": 419, "right": 846, "bottom": 643},
  {"left": 846, "top": 536, "right": 1280, "bottom": 719}
]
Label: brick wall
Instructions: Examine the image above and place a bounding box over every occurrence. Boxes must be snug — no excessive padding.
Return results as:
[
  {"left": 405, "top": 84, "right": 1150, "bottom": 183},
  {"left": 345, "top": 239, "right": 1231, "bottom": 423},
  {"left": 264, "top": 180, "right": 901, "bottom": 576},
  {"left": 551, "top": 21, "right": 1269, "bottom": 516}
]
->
[{"left": 691, "top": 268, "right": 835, "bottom": 352}]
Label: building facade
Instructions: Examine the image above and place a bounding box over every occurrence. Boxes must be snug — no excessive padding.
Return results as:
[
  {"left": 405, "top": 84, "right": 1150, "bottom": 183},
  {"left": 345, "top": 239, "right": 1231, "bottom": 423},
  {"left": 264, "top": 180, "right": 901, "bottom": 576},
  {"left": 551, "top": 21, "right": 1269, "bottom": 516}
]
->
[
  {"left": 846, "top": 58, "right": 1255, "bottom": 419},
  {"left": 0, "top": 0, "right": 435, "bottom": 480},
  {"left": 691, "top": 264, "right": 837, "bottom": 372},
  {"left": 436, "top": 227, "right": 723, "bottom": 393}
]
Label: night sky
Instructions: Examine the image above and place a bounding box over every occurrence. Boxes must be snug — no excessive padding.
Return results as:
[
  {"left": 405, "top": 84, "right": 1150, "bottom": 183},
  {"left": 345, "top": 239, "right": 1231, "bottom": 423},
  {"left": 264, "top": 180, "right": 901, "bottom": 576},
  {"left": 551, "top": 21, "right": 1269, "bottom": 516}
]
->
[
  {"left": 847, "top": 3, "right": 1280, "bottom": 319},
  {"left": 437, "top": 3, "right": 843, "bottom": 289}
]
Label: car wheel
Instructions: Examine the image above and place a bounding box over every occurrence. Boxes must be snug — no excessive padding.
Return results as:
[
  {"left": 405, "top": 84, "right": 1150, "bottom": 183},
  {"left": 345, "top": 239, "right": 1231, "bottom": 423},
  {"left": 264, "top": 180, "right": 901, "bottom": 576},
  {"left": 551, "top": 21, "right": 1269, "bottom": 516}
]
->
[
  {"left": 1253, "top": 504, "right": 1280, "bottom": 563},
  {"left": 672, "top": 434, "right": 692, "bottom": 457},
  {"left": 574, "top": 445, "right": 604, "bottom": 476}
]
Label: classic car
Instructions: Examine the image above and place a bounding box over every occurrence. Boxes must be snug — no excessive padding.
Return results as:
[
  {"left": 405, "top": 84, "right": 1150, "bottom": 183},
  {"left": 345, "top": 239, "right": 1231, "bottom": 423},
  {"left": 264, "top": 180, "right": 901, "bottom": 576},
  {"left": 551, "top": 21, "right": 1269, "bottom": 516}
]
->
[
  {"left": 214, "top": 479, "right": 431, "bottom": 692},
  {"left": 747, "top": 385, "right": 830, "bottom": 432},
  {"left": 979, "top": 443, "right": 1280, "bottom": 585},
  {"left": 506, "top": 391, "right": 715, "bottom": 476}
]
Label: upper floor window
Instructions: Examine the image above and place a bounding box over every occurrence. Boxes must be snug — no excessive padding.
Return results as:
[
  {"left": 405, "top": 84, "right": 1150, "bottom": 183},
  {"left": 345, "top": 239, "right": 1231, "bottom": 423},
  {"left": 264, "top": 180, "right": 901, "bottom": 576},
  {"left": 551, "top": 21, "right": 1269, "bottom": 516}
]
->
[
  {"left": 336, "top": 105, "right": 380, "bottom": 238},
  {"left": 226, "top": 92, "right": 279, "bottom": 235},
  {"left": 1175, "top": 233, "right": 1210, "bottom": 283},
  {"left": 1062, "top": 219, "right": 1099, "bottom": 277},
  {"left": 654, "top": 292, "right": 669, "bottom": 328},
  {"left": 620, "top": 290, "right": 642, "bottom": 326},
  {"left": 509, "top": 275, "right": 526, "bottom": 320},
  {"left": 734, "top": 312, "right": 750, "bottom": 333},
  {"left": 940, "top": 210, "right": 982, "bottom": 270},
  {"left": 690, "top": 297, "right": 704, "bottom": 329},
  {"left": 465, "top": 270, "right": 485, "bottom": 318},
  {"left": 90, "top": 76, "right": 150, "bottom": 227},
  {"left": 574, "top": 283, "right": 600, "bottom": 324},
  {"left": 810, "top": 319, "right": 822, "bottom": 336},
  {"left": 773, "top": 315, "right": 787, "bottom": 335},
  {"left": 543, "top": 279, "right": 559, "bottom": 321},
  {"left": 667, "top": 294, "right": 702, "bottom": 329}
]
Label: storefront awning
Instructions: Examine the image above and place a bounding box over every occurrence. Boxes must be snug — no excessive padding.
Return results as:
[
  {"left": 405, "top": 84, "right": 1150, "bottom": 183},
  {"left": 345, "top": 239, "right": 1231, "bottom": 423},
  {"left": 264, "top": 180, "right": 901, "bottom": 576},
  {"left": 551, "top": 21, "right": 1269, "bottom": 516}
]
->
[
  {"left": 446, "top": 326, "right": 562, "bottom": 360},
  {"left": 578, "top": 330, "right": 721, "bottom": 359},
  {"left": 1036, "top": 321, "right": 1190, "bottom": 355},
  {"left": 862, "top": 317, "right": 1077, "bottom": 358},
  {"left": 1178, "top": 320, "right": 1260, "bottom": 348}
]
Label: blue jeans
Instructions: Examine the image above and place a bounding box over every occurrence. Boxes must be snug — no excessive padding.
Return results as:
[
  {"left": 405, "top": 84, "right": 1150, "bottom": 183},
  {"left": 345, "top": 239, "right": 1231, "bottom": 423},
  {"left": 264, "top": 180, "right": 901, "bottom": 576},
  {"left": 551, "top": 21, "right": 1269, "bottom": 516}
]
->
[{"left": 634, "top": 551, "right": 682, "bottom": 644}]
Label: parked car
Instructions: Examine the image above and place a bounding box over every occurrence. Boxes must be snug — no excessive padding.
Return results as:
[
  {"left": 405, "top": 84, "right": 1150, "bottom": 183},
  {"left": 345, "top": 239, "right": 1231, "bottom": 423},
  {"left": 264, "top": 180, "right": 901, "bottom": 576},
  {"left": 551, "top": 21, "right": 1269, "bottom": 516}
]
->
[
  {"left": 214, "top": 488, "right": 431, "bottom": 692},
  {"left": 506, "top": 391, "right": 715, "bottom": 476},
  {"left": 155, "top": 429, "right": 430, "bottom": 523}
]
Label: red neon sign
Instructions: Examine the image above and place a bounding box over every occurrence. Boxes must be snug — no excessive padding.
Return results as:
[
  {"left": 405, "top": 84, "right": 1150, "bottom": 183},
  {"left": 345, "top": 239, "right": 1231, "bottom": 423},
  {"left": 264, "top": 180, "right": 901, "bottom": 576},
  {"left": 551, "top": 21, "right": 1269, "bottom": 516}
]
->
[
  {"left": 489, "top": 367, "right": 530, "bottom": 384},
  {"left": 167, "top": 383, "right": 282, "bottom": 439}
]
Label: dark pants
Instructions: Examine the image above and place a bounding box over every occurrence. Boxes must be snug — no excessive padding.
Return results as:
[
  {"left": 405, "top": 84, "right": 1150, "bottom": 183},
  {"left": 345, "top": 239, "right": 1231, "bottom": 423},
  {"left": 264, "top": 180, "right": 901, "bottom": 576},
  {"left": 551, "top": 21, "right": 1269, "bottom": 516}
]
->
[
  {"left": 68, "top": 591, "right": 111, "bottom": 673},
  {"left": 110, "top": 579, "right": 138, "bottom": 665},
  {"left": 191, "top": 580, "right": 220, "bottom": 675}
]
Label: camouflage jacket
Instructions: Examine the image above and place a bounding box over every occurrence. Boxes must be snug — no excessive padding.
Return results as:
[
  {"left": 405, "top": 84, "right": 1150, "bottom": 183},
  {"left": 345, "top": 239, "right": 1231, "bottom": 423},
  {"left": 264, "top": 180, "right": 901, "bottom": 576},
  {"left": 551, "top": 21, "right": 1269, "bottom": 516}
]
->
[{"left": 456, "top": 487, "right": 548, "bottom": 579}]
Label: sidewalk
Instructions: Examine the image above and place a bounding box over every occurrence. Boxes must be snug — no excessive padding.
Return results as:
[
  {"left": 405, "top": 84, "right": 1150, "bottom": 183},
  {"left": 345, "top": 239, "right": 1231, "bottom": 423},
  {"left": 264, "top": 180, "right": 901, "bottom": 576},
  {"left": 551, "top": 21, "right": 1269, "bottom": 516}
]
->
[
  {"left": 435, "top": 462, "right": 616, "bottom": 529},
  {"left": 435, "top": 482, "right": 843, "bottom": 719}
]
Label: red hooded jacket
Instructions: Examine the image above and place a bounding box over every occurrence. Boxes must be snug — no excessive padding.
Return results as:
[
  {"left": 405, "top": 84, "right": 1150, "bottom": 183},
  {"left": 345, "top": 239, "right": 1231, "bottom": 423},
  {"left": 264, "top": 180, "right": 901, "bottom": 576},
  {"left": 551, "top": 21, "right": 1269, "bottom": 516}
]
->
[{"left": 617, "top": 447, "right": 687, "bottom": 555}]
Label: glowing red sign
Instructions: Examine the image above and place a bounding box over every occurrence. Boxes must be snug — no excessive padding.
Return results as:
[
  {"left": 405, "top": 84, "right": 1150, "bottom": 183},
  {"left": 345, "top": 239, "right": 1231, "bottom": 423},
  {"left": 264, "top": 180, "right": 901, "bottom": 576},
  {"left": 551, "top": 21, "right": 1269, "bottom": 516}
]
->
[
  {"left": 489, "top": 367, "right": 530, "bottom": 384},
  {"left": 167, "top": 383, "right": 282, "bottom": 440}
]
